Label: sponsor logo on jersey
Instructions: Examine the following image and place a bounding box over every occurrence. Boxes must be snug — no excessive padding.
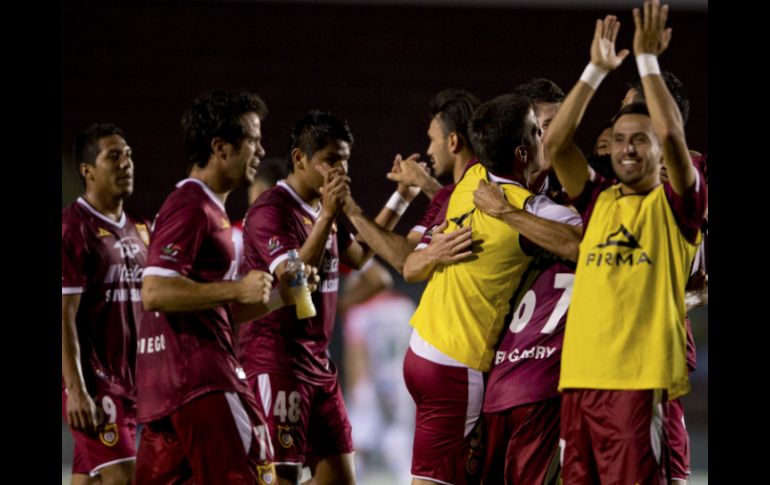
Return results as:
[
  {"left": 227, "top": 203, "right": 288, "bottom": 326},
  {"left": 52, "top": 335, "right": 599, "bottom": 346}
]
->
[
  {"left": 160, "top": 243, "right": 182, "bottom": 262},
  {"left": 596, "top": 224, "right": 640, "bottom": 249},
  {"left": 103, "top": 264, "right": 143, "bottom": 284},
  {"left": 99, "top": 423, "right": 119, "bottom": 447},
  {"left": 278, "top": 425, "right": 294, "bottom": 448},
  {"left": 97, "top": 227, "right": 112, "bottom": 238},
  {"left": 135, "top": 223, "right": 150, "bottom": 245},
  {"left": 585, "top": 224, "right": 652, "bottom": 267},
  {"left": 256, "top": 464, "right": 276, "bottom": 485},
  {"left": 137, "top": 334, "right": 167, "bottom": 354},
  {"left": 114, "top": 237, "right": 143, "bottom": 259},
  {"left": 268, "top": 237, "right": 283, "bottom": 256}
]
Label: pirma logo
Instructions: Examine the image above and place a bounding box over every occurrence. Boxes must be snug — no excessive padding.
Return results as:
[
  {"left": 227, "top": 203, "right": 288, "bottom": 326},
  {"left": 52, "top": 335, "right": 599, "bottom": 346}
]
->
[{"left": 596, "top": 225, "right": 640, "bottom": 249}]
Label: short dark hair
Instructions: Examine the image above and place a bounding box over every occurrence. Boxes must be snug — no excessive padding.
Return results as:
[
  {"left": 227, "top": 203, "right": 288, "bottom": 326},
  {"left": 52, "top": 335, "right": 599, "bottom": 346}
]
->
[
  {"left": 181, "top": 90, "right": 268, "bottom": 169},
  {"left": 611, "top": 102, "right": 651, "bottom": 128},
  {"left": 288, "top": 110, "right": 354, "bottom": 173},
  {"left": 626, "top": 71, "right": 689, "bottom": 125},
  {"left": 468, "top": 93, "right": 533, "bottom": 174},
  {"left": 429, "top": 89, "right": 481, "bottom": 144},
  {"left": 74, "top": 123, "right": 125, "bottom": 166},
  {"left": 73, "top": 123, "right": 125, "bottom": 184},
  {"left": 513, "top": 78, "right": 565, "bottom": 106}
]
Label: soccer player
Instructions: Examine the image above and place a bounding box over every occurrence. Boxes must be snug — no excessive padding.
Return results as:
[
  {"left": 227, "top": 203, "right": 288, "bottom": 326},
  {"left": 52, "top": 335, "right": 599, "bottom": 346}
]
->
[
  {"left": 62, "top": 123, "right": 148, "bottom": 484},
  {"left": 343, "top": 89, "right": 482, "bottom": 274},
  {"left": 402, "top": 93, "right": 580, "bottom": 485},
  {"left": 238, "top": 110, "right": 377, "bottom": 485},
  {"left": 134, "top": 90, "right": 311, "bottom": 484},
  {"left": 545, "top": 5, "right": 706, "bottom": 483},
  {"left": 622, "top": 70, "right": 707, "bottom": 485}
]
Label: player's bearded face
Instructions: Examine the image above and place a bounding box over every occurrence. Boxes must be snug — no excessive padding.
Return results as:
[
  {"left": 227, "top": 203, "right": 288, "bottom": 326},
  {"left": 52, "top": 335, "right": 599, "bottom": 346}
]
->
[{"left": 610, "top": 115, "right": 662, "bottom": 190}]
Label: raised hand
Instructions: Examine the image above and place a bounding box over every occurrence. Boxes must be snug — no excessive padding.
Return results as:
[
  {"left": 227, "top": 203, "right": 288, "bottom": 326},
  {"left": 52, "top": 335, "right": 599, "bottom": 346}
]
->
[
  {"left": 633, "top": 0, "right": 672, "bottom": 56},
  {"left": 387, "top": 153, "right": 430, "bottom": 200},
  {"left": 316, "top": 163, "right": 351, "bottom": 216},
  {"left": 590, "top": 14, "right": 630, "bottom": 71}
]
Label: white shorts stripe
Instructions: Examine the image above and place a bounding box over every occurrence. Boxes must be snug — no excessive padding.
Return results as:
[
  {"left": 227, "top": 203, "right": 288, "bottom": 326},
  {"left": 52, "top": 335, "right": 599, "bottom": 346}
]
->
[
  {"left": 225, "top": 392, "right": 253, "bottom": 454},
  {"left": 650, "top": 390, "right": 664, "bottom": 464},
  {"left": 464, "top": 368, "right": 484, "bottom": 438}
]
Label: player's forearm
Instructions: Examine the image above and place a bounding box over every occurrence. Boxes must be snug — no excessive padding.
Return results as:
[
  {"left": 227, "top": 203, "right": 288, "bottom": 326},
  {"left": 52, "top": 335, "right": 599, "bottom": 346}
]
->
[
  {"left": 640, "top": 74, "right": 695, "bottom": 194},
  {"left": 298, "top": 213, "right": 337, "bottom": 269},
  {"left": 499, "top": 211, "right": 582, "bottom": 262},
  {"left": 347, "top": 211, "right": 413, "bottom": 273},
  {"left": 62, "top": 320, "right": 87, "bottom": 393},
  {"left": 372, "top": 202, "right": 402, "bottom": 231},
  {"left": 419, "top": 176, "right": 442, "bottom": 200},
  {"left": 142, "top": 275, "right": 242, "bottom": 313},
  {"left": 545, "top": 82, "right": 596, "bottom": 198},
  {"left": 403, "top": 248, "right": 439, "bottom": 282}
]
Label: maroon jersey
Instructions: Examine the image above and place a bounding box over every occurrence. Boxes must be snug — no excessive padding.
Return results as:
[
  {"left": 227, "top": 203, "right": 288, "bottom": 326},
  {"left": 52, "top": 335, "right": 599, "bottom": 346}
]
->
[
  {"left": 410, "top": 183, "right": 456, "bottom": 235},
  {"left": 62, "top": 197, "right": 149, "bottom": 401},
  {"left": 483, "top": 258, "right": 575, "bottom": 413},
  {"left": 238, "top": 181, "right": 352, "bottom": 385},
  {"left": 135, "top": 179, "right": 247, "bottom": 423}
]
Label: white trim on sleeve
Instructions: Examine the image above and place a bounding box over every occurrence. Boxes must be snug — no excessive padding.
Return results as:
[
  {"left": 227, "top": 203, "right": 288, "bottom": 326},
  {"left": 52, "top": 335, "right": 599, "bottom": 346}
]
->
[
  {"left": 525, "top": 195, "right": 583, "bottom": 227},
  {"left": 268, "top": 252, "right": 291, "bottom": 274},
  {"left": 142, "top": 267, "right": 182, "bottom": 279}
]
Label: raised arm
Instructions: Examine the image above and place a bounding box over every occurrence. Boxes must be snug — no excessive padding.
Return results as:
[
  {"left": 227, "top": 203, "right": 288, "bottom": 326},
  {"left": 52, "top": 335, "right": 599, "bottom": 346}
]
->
[
  {"left": 633, "top": 0, "right": 695, "bottom": 195},
  {"left": 545, "top": 15, "right": 630, "bottom": 198}
]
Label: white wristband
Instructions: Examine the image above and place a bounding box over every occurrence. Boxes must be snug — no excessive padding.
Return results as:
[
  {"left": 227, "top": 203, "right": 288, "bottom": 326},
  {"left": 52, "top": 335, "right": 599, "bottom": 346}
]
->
[
  {"left": 579, "top": 63, "right": 608, "bottom": 90},
  {"left": 266, "top": 287, "right": 284, "bottom": 312},
  {"left": 385, "top": 191, "right": 410, "bottom": 216},
  {"left": 636, "top": 54, "right": 661, "bottom": 78}
]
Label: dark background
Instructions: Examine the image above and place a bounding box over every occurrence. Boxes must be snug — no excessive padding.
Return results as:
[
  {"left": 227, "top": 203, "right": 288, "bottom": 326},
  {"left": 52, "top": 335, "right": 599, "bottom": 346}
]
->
[
  {"left": 62, "top": 0, "right": 708, "bottom": 478},
  {"left": 62, "top": 1, "right": 707, "bottom": 232}
]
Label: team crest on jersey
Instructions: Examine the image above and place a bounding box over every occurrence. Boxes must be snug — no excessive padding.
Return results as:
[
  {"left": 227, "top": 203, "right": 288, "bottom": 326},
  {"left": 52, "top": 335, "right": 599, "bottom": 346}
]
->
[
  {"left": 256, "top": 464, "right": 276, "bottom": 484},
  {"left": 303, "top": 216, "right": 312, "bottom": 226},
  {"left": 135, "top": 223, "right": 150, "bottom": 245},
  {"left": 268, "top": 237, "right": 283, "bottom": 256},
  {"left": 221, "top": 218, "right": 231, "bottom": 229},
  {"left": 97, "top": 227, "right": 112, "bottom": 238},
  {"left": 596, "top": 224, "right": 640, "bottom": 249},
  {"left": 278, "top": 425, "right": 294, "bottom": 448},
  {"left": 99, "top": 423, "right": 119, "bottom": 447}
]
